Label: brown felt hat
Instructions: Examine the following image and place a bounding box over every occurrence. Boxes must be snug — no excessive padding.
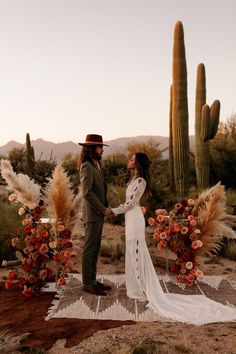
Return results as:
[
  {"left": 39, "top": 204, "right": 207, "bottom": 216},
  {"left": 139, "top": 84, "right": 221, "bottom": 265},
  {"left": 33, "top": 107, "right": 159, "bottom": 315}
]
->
[{"left": 78, "top": 134, "right": 109, "bottom": 146}]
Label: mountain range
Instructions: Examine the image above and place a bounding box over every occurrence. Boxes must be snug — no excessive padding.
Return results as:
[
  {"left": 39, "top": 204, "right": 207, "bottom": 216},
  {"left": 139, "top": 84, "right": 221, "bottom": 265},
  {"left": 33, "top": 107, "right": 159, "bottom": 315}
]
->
[{"left": 0, "top": 136, "right": 195, "bottom": 161}]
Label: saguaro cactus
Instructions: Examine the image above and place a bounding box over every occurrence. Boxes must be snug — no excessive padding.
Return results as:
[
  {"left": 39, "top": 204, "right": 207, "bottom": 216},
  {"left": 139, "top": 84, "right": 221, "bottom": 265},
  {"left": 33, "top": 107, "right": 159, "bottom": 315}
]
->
[
  {"left": 171, "top": 21, "right": 189, "bottom": 197},
  {"left": 26, "top": 132, "right": 35, "bottom": 177},
  {"left": 195, "top": 63, "right": 206, "bottom": 189},
  {"left": 195, "top": 63, "right": 220, "bottom": 189},
  {"left": 168, "top": 85, "right": 175, "bottom": 194}
]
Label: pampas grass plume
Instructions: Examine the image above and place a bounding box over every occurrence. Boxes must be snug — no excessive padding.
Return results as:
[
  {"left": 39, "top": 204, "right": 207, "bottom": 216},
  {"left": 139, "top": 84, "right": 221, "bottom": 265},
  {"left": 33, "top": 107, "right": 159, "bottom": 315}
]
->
[{"left": 0, "top": 159, "right": 40, "bottom": 207}]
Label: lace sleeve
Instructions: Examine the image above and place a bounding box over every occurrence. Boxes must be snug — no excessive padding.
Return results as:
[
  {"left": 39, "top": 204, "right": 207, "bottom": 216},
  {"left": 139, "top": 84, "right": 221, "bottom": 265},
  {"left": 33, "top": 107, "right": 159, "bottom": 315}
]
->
[{"left": 112, "top": 178, "right": 146, "bottom": 216}]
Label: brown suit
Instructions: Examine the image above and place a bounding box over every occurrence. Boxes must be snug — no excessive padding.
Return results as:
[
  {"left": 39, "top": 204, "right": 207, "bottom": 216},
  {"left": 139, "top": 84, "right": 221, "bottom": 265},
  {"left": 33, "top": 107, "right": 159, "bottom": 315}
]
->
[{"left": 79, "top": 160, "right": 108, "bottom": 285}]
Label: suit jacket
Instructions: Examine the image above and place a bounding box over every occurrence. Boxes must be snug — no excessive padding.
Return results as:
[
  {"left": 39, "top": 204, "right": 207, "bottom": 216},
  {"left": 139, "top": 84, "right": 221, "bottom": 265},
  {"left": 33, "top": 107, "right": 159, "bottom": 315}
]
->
[{"left": 79, "top": 160, "right": 108, "bottom": 223}]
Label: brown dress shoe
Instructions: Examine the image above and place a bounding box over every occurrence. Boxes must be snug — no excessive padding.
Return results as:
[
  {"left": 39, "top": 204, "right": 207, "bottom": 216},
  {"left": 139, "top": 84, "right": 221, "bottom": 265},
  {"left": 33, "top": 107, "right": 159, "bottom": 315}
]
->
[
  {"left": 96, "top": 281, "right": 112, "bottom": 291},
  {"left": 83, "top": 284, "right": 107, "bottom": 296}
]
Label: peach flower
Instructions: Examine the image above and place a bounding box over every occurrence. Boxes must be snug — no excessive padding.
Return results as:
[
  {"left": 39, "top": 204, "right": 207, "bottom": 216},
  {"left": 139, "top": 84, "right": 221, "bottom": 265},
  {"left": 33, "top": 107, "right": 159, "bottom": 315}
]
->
[
  {"left": 187, "top": 199, "right": 195, "bottom": 206},
  {"left": 39, "top": 269, "right": 48, "bottom": 281},
  {"left": 18, "top": 207, "right": 25, "bottom": 216},
  {"left": 160, "top": 232, "right": 168, "bottom": 240},
  {"left": 195, "top": 269, "right": 204, "bottom": 278},
  {"left": 189, "top": 219, "right": 197, "bottom": 227},
  {"left": 148, "top": 217, "right": 156, "bottom": 227},
  {"left": 191, "top": 240, "right": 199, "bottom": 249},
  {"left": 156, "top": 215, "right": 166, "bottom": 223},
  {"left": 28, "top": 203, "right": 37, "bottom": 210},
  {"left": 181, "top": 226, "right": 188, "bottom": 235},
  {"left": 141, "top": 206, "right": 147, "bottom": 214},
  {"left": 197, "top": 240, "right": 203, "bottom": 248},
  {"left": 57, "top": 278, "right": 66, "bottom": 286},
  {"left": 185, "top": 261, "right": 193, "bottom": 270},
  {"left": 8, "top": 193, "right": 17, "bottom": 202}
]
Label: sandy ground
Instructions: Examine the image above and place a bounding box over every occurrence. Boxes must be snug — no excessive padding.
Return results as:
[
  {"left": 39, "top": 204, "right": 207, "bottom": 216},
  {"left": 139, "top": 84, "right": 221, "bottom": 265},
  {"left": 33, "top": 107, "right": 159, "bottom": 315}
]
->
[
  {"left": 1, "top": 222, "right": 236, "bottom": 353},
  {"left": 46, "top": 222, "right": 236, "bottom": 354}
]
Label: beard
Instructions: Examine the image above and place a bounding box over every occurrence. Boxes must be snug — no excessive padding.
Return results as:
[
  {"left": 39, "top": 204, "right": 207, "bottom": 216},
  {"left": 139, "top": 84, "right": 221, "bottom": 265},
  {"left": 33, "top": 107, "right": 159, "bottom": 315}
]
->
[{"left": 94, "top": 152, "right": 102, "bottom": 161}]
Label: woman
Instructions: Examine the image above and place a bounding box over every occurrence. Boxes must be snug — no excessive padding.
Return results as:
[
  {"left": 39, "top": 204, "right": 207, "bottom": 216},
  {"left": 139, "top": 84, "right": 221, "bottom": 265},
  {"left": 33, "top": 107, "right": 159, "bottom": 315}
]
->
[{"left": 112, "top": 152, "right": 236, "bottom": 325}]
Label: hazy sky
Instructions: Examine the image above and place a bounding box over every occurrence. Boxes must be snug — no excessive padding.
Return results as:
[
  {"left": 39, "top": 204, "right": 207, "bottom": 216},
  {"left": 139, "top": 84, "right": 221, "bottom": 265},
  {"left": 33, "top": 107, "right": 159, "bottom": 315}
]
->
[{"left": 0, "top": 0, "right": 235, "bottom": 145}]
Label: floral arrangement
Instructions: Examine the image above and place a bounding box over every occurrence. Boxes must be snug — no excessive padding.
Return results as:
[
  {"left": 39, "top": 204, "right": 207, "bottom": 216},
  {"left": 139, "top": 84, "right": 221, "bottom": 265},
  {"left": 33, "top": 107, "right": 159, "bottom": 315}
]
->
[
  {"left": 148, "top": 199, "right": 203, "bottom": 286},
  {"left": 148, "top": 183, "right": 236, "bottom": 286},
  {"left": 0, "top": 160, "right": 81, "bottom": 297}
]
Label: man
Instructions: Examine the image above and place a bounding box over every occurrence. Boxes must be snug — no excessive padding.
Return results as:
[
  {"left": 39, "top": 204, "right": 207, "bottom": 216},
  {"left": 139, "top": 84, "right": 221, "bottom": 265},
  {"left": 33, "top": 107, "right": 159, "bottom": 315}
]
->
[{"left": 78, "top": 134, "right": 112, "bottom": 296}]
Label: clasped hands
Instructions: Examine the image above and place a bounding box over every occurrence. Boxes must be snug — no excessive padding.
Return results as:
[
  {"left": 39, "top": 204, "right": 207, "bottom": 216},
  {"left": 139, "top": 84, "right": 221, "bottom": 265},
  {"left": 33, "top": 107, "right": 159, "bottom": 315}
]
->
[{"left": 105, "top": 207, "right": 113, "bottom": 216}]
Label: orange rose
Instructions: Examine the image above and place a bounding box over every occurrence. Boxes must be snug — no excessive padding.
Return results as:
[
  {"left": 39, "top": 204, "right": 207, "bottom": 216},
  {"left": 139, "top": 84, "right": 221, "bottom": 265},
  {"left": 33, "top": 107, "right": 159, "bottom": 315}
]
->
[
  {"left": 57, "top": 278, "right": 66, "bottom": 286},
  {"left": 148, "top": 217, "right": 156, "bottom": 227},
  {"left": 156, "top": 215, "right": 166, "bottom": 223}
]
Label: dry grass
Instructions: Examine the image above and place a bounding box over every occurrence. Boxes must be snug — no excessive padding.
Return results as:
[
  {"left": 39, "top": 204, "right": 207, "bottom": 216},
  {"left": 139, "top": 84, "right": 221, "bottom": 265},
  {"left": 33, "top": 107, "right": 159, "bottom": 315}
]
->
[
  {"left": 129, "top": 338, "right": 164, "bottom": 354},
  {"left": 203, "top": 256, "right": 224, "bottom": 265},
  {"left": 224, "top": 240, "right": 236, "bottom": 261},
  {"left": 0, "top": 329, "right": 28, "bottom": 353},
  {"left": 100, "top": 239, "right": 125, "bottom": 261}
]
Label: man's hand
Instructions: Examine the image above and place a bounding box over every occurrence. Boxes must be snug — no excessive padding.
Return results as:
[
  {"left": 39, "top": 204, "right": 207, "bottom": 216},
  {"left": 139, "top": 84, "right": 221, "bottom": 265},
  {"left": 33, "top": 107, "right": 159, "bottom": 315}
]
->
[{"left": 104, "top": 208, "right": 113, "bottom": 216}]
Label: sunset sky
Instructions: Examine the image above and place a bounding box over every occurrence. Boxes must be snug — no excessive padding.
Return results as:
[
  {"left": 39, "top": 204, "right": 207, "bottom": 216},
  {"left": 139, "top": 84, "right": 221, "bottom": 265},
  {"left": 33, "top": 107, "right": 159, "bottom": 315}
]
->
[{"left": 0, "top": 0, "right": 235, "bottom": 145}]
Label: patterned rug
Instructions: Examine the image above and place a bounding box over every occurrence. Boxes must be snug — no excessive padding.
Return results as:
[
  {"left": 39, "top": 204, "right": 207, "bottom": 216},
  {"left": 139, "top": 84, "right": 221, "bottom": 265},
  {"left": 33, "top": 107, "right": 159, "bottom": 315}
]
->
[{"left": 44, "top": 274, "right": 236, "bottom": 322}]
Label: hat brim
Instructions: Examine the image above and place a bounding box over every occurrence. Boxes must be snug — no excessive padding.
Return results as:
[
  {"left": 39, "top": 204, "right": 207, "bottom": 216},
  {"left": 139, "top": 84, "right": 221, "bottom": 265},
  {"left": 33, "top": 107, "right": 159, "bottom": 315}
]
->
[{"left": 78, "top": 142, "right": 109, "bottom": 147}]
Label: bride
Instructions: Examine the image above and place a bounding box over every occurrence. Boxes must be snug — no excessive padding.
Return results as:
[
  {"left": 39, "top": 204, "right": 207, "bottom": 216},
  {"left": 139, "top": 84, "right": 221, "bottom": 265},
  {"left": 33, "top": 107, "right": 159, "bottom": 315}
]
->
[{"left": 111, "top": 152, "right": 236, "bottom": 325}]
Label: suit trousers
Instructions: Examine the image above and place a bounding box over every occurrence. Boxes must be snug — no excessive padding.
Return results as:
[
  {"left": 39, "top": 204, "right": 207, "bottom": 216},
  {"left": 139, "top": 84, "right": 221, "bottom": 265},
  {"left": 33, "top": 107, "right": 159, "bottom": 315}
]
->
[{"left": 82, "top": 220, "right": 104, "bottom": 286}]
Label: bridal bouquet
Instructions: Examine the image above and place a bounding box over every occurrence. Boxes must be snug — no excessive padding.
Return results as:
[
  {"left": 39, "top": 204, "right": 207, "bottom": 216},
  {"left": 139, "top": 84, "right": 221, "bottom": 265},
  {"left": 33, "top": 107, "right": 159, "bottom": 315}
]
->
[
  {"left": 1, "top": 160, "right": 81, "bottom": 297},
  {"left": 148, "top": 183, "right": 236, "bottom": 286}
]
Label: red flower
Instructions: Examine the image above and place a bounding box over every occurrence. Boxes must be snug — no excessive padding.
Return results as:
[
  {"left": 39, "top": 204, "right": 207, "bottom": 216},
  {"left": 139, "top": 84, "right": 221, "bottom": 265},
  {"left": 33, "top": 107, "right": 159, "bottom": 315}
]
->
[
  {"left": 39, "top": 229, "right": 49, "bottom": 238},
  {"left": 5, "top": 280, "right": 12, "bottom": 289},
  {"left": 60, "top": 239, "right": 73, "bottom": 248},
  {"left": 23, "top": 225, "right": 32, "bottom": 235},
  {"left": 22, "top": 287, "right": 33, "bottom": 298},
  {"left": 60, "top": 229, "right": 71, "bottom": 239},
  {"left": 53, "top": 252, "right": 62, "bottom": 262},
  {"left": 8, "top": 271, "right": 17, "bottom": 281},
  {"left": 19, "top": 277, "right": 27, "bottom": 287},
  {"left": 23, "top": 264, "right": 32, "bottom": 272},
  {"left": 170, "top": 263, "right": 179, "bottom": 273},
  {"left": 181, "top": 252, "right": 191, "bottom": 261}
]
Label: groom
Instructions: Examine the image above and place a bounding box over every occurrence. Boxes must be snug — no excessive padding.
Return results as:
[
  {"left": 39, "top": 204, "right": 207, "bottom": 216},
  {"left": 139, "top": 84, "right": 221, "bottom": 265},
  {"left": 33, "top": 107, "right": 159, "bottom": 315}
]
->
[{"left": 78, "top": 134, "right": 112, "bottom": 296}]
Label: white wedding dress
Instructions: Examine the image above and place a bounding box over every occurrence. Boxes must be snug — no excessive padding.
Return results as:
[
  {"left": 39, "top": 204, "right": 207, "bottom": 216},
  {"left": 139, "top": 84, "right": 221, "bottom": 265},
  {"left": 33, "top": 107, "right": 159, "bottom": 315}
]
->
[{"left": 112, "top": 177, "right": 236, "bottom": 325}]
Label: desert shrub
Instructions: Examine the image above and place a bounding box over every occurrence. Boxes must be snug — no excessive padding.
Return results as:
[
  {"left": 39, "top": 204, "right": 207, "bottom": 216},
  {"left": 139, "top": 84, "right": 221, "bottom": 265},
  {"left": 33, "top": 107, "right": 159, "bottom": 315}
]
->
[
  {"left": 0, "top": 197, "right": 24, "bottom": 263},
  {"left": 221, "top": 239, "right": 236, "bottom": 261},
  {"left": 225, "top": 189, "right": 236, "bottom": 215},
  {"left": 103, "top": 153, "right": 128, "bottom": 185},
  {"left": 130, "top": 338, "right": 163, "bottom": 354},
  {"left": 33, "top": 159, "right": 56, "bottom": 189},
  {"left": 210, "top": 115, "right": 236, "bottom": 188},
  {"left": 107, "top": 184, "right": 125, "bottom": 225},
  {"left": 62, "top": 153, "right": 80, "bottom": 193},
  {"left": 100, "top": 239, "right": 125, "bottom": 261}
]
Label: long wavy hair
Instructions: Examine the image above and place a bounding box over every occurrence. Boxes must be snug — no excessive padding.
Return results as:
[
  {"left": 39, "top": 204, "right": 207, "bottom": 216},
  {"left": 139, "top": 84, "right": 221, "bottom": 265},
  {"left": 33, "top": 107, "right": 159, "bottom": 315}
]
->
[
  {"left": 134, "top": 152, "right": 151, "bottom": 194},
  {"left": 78, "top": 145, "right": 99, "bottom": 169}
]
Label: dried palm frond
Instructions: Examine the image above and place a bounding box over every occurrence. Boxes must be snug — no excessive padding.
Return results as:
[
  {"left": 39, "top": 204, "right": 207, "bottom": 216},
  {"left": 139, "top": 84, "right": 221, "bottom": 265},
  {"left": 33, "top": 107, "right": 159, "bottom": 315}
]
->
[
  {"left": 43, "top": 163, "right": 75, "bottom": 224},
  {"left": 192, "top": 182, "right": 236, "bottom": 256},
  {"left": 0, "top": 159, "right": 40, "bottom": 207}
]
